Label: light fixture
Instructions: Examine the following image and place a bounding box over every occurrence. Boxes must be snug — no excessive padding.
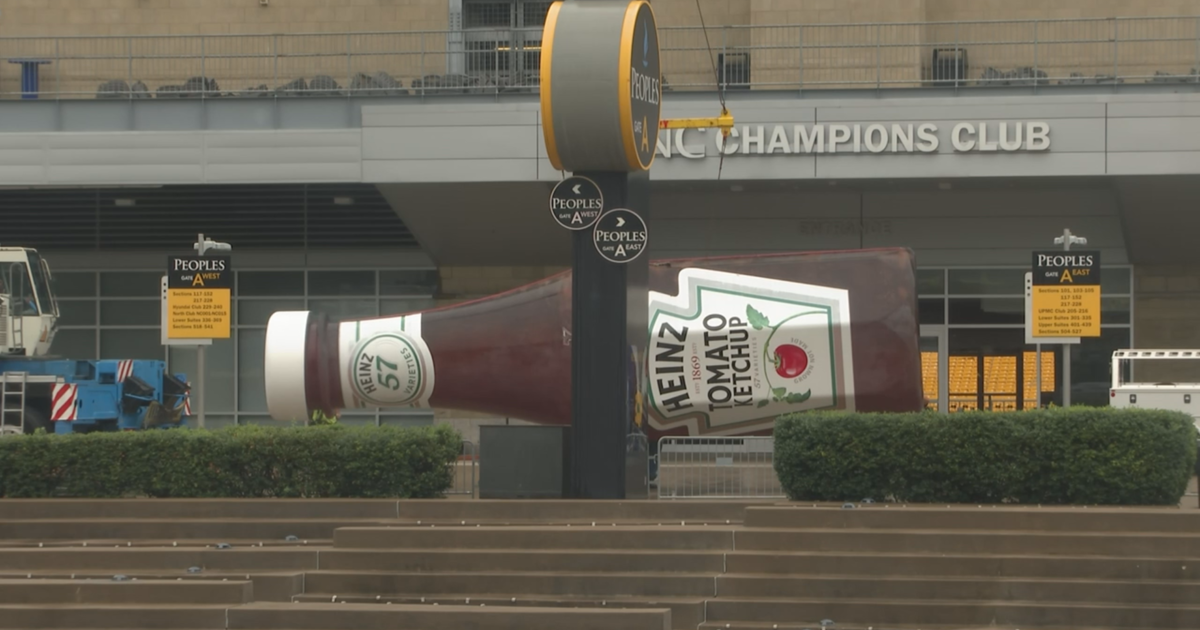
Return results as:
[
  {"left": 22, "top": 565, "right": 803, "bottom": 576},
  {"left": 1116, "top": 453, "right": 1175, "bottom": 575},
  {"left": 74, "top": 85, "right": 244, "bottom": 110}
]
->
[
  {"left": 114, "top": 198, "right": 136, "bottom": 207},
  {"left": 333, "top": 197, "right": 355, "bottom": 206}
]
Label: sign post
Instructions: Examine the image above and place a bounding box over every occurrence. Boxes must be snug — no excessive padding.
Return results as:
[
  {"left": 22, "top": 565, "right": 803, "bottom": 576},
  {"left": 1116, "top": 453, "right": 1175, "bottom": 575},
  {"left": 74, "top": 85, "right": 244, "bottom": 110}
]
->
[
  {"left": 1026, "top": 229, "right": 1100, "bottom": 407},
  {"left": 542, "top": 0, "right": 661, "bottom": 499},
  {"left": 163, "top": 234, "right": 232, "bottom": 429}
]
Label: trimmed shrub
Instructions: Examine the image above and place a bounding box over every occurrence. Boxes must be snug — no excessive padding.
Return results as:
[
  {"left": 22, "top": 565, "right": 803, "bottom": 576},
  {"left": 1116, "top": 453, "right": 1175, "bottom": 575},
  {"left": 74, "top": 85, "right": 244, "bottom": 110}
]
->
[
  {"left": 0, "top": 424, "right": 462, "bottom": 499},
  {"left": 774, "top": 408, "right": 1198, "bottom": 505}
]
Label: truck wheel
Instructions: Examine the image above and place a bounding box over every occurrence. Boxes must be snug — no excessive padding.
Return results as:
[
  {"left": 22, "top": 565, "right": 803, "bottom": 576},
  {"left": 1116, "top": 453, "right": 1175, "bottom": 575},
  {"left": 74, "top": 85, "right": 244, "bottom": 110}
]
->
[{"left": 22, "top": 405, "right": 51, "bottom": 435}]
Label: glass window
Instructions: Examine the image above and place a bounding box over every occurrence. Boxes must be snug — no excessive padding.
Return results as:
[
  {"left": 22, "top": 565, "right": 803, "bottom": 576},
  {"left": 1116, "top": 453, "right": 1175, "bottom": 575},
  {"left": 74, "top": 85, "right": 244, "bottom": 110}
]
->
[
  {"left": 381, "top": 414, "right": 435, "bottom": 427},
  {"left": 100, "top": 272, "right": 161, "bottom": 298},
  {"left": 380, "top": 270, "right": 439, "bottom": 296},
  {"left": 238, "top": 271, "right": 304, "bottom": 297},
  {"left": 27, "top": 251, "right": 54, "bottom": 315},
  {"left": 308, "top": 271, "right": 375, "bottom": 296},
  {"left": 238, "top": 415, "right": 302, "bottom": 427},
  {"left": 238, "top": 299, "right": 305, "bottom": 326},
  {"left": 948, "top": 269, "right": 1024, "bottom": 296},
  {"left": 196, "top": 415, "right": 237, "bottom": 430},
  {"left": 381, "top": 298, "right": 436, "bottom": 316},
  {"left": 51, "top": 272, "right": 97, "bottom": 298},
  {"left": 948, "top": 298, "right": 1024, "bottom": 325},
  {"left": 309, "top": 298, "right": 378, "bottom": 320},
  {"left": 168, "top": 337, "right": 235, "bottom": 412},
  {"left": 237, "top": 328, "right": 268, "bottom": 414},
  {"left": 56, "top": 300, "right": 96, "bottom": 326},
  {"left": 100, "top": 300, "right": 159, "bottom": 326},
  {"left": 919, "top": 298, "right": 944, "bottom": 325},
  {"left": 1101, "top": 297, "right": 1131, "bottom": 325},
  {"left": 916, "top": 269, "right": 945, "bottom": 295},
  {"left": 51, "top": 329, "right": 96, "bottom": 359},
  {"left": 335, "top": 412, "right": 379, "bottom": 427},
  {"left": 0, "top": 262, "right": 36, "bottom": 314},
  {"left": 1070, "top": 327, "right": 1131, "bottom": 407},
  {"left": 1101, "top": 267, "right": 1132, "bottom": 295},
  {"left": 100, "top": 329, "right": 163, "bottom": 360}
]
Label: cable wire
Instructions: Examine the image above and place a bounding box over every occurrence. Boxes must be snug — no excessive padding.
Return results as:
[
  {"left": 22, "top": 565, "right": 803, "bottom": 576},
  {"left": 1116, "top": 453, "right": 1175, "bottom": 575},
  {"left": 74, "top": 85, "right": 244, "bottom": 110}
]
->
[{"left": 693, "top": 0, "right": 727, "bottom": 179}]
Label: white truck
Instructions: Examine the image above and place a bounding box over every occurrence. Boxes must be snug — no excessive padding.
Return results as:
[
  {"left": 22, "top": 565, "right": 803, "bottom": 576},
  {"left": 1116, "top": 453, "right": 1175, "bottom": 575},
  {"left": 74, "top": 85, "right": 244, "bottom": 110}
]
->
[{"left": 1110, "top": 349, "right": 1200, "bottom": 429}]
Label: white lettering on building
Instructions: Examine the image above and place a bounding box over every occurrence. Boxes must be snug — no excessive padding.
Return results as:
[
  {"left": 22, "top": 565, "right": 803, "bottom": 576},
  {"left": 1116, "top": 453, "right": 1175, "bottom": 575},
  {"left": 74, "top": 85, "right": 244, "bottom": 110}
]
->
[{"left": 655, "top": 121, "right": 1050, "bottom": 159}]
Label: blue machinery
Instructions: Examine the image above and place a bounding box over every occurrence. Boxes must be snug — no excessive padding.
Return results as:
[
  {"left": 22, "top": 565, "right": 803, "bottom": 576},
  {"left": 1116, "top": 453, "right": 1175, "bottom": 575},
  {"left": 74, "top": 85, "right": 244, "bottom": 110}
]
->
[{"left": 0, "top": 246, "right": 192, "bottom": 436}]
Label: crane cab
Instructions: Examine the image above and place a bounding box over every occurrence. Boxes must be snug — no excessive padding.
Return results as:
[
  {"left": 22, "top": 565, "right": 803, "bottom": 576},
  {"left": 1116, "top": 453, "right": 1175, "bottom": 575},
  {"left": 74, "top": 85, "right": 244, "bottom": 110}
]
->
[{"left": 0, "top": 247, "right": 58, "bottom": 358}]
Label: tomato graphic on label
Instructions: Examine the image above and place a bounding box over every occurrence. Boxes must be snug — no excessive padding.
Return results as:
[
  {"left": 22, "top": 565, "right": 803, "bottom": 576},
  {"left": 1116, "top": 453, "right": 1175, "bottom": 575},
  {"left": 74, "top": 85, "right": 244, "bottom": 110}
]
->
[
  {"left": 773, "top": 343, "right": 809, "bottom": 378},
  {"left": 749, "top": 304, "right": 816, "bottom": 409}
]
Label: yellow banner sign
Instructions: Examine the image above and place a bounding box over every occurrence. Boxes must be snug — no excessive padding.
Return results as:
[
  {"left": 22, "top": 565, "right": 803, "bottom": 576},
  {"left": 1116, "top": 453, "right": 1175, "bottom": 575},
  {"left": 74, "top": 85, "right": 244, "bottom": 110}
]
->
[
  {"left": 166, "top": 288, "right": 231, "bottom": 339},
  {"left": 1031, "top": 285, "right": 1100, "bottom": 338}
]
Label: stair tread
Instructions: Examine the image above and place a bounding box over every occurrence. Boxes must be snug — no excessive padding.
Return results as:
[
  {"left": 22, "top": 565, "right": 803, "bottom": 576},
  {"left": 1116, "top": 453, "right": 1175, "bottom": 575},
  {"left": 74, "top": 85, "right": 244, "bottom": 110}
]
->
[
  {"left": 0, "top": 541, "right": 331, "bottom": 548},
  {"left": 707, "top": 595, "right": 1200, "bottom": 609},
  {"left": 0, "top": 572, "right": 297, "bottom": 579},
  {"left": 294, "top": 593, "right": 707, "bottom": 604},
  {"left": 727, "top": 548, "right": 1200, "bottom": 559},
  {"left": 0, "top": 578, "right": 253, "bottom": 584},
  {"left": 740, "top": 526, "right": 1200, "bottom": 537},
  {"left": 718, "top": 573, "right": 1200, "bottom": 585},
  {"left": 700, "top": 619, "right": 1089, "bottom": 624},
  {"left": 307, "top": 569, "right": 717, "bottom": 577}
]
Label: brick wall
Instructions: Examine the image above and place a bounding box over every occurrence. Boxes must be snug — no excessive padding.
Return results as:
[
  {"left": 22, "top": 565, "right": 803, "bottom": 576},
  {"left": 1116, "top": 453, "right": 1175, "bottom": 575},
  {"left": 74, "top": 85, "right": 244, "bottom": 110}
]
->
[
  {"left": 1134, "top": 265, "right": 1200, "bottom": 383},
  {"left": 0, "top": 0, "right": 448, "bottom": 97},
  {"left": 744, "top": 0, "right": 927, "bottom": 90},
  {"left": 0, "top": 0, "right": 447, "bottom": 37},
  {"left": 0, "top": 0, "right": 1194, "bottom": 97}
]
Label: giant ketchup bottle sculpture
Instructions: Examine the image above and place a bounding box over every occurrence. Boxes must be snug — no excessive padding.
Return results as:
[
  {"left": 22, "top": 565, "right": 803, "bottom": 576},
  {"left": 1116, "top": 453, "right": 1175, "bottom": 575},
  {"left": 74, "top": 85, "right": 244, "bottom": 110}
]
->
[{"left": 264, "top": 248, "right": 925, "bottom": 441}]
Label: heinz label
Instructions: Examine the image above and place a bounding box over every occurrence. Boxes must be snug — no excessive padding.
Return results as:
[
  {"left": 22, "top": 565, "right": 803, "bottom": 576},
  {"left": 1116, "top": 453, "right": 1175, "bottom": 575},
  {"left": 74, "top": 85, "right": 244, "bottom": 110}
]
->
[
  {"left": 337, "top": 314, "right": 435, "bottom": 409},
  {"left": 646, "top": 268, "right": 854, "bottom": 436}
]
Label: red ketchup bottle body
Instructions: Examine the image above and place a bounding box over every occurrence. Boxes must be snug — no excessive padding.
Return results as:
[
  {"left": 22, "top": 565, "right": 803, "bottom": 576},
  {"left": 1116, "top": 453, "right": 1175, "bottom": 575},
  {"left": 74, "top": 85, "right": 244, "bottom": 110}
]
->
[{"left": 264, "top": 248, "right": 924, "bottom": 442}]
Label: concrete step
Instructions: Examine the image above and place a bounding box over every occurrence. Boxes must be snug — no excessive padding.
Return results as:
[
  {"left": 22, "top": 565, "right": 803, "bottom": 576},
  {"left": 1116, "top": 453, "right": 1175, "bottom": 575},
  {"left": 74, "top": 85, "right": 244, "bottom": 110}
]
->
[
  {"left": 0, "top": 499, "right": 762, "bottom": 524},
  {"left": 319, "top": 549, "right": 726, "bottom": 573},
  {"left": 715, "top": 574, "right": 1200, "bottom": 605},
  {"left": 744, "top": 505, "right": 1200, "bottom": 532},
  {"left": 0, "top": 572, "right": 303, "bottom": 603},
  {"left": 725, "top": 550, "right": 1200, "bottom": 580},
  {"left": 0, "top": 548, "right": 321, "bottom": 571},
  {"left": 292, "top": 593, "right": 705, "bottom": 630},
  {"left": 302, "top": 570, "right": 717, "bottom": 598},
  {"left": 0, "top": 500, "right": 401, "bottom": 520},
  {"left": 735, "top": 528, "right": 1200, "bottom": 557},
  {"left": 0, "top": 540, "right": 330, "bottom": 550},
  {"left": 698, "top": 623, "right": 1082, "bottom": 630},
  {"left": 0, "top": 605, "right": 229, "bottom": 629},
  {"left": 391, "top": 500, "right": 763, "bottom": 523},
  {"left": 704, "top": 597, "right": 1200, "bottom": 629},
  {"left": 0, "top": 578, "right": 252, "bottom": 605},
  {"left": 0, "top": 520, "right": 385, "bottom": 541},
  {"left": 0, "top": 601, "right": 672, "bottom": 630},
  {"left": 227, "top": 601, "right": 672, "bottom": 630},
  {"left": 333, "top": 526, "right": 736, "bottom": 550}
]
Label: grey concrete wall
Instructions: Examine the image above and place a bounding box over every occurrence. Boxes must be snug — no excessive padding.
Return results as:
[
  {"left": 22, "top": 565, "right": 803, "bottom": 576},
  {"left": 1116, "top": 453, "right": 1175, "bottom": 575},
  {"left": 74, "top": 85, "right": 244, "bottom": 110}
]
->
[{"left": 0, "top": 91, "right": 1193, "bottom": 185}]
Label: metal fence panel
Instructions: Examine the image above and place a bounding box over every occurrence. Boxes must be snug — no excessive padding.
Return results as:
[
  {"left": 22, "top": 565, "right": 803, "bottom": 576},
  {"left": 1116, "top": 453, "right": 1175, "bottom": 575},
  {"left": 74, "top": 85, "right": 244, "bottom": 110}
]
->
[
  {"left": 656, "top": 436, "right": 784, "bottom": 500},
  {"left": 447, "top": 439, "right": 478, "bottom": 497}
]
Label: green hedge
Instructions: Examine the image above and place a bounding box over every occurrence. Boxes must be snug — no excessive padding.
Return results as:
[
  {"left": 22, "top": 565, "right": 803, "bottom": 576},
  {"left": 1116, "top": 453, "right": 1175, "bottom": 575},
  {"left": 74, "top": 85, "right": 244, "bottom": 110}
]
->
[
  {"left": 0, "top": 424, "right": 462, "bottom": 498},
  {"left": 774, "top": 408, "right": 1198, "bottom": 505}
]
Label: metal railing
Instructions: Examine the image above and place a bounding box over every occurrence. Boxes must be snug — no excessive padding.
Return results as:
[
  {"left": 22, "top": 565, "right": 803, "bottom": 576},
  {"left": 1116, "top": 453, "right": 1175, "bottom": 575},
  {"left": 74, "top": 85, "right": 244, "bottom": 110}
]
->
[
  {"left": 656, "top": 436, "right": 785, "bottom": 500},
  {"left": 446, "top": 439, "right": 478, "bottom": 497},
  {"left": 0, "top": 16, "right": 1197, "bottom": 100}
]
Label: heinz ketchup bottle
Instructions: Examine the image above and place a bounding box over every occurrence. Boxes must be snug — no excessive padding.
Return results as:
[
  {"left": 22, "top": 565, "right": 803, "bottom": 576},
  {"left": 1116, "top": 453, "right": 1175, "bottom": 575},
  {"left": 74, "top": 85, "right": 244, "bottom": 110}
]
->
[{"left": 264, "top": 248, "right": 924, "bottom": 442}]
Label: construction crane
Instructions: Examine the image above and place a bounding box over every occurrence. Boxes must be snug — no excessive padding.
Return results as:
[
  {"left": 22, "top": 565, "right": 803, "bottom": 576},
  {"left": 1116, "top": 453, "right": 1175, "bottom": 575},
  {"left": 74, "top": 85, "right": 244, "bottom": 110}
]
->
[
  {"left": 659, "top": 106, "right": 734, "bottom": 135},
  {"left": 0, "top": 246, "right": 191, "bottom": 436}
]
